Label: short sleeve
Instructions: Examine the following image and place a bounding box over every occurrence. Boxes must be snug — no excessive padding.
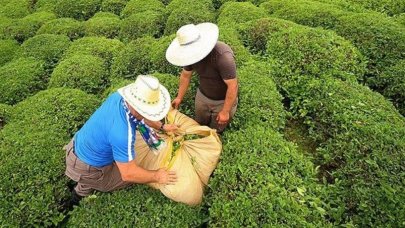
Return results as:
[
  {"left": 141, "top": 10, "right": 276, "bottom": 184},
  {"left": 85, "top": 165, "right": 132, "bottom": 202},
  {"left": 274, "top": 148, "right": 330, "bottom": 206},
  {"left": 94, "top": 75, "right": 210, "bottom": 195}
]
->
[
  {"left": 217, "top": 52, "right": 236, "bottom": 80},
  {"left": 183, "top": 65, "right": 193, "bottom": 71}
]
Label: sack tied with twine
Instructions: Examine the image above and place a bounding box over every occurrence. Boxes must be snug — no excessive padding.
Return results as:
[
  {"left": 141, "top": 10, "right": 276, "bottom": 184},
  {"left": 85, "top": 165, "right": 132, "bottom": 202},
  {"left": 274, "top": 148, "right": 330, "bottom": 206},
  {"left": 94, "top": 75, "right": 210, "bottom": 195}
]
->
[{"left": 134, "top": 109, "right": 222, "bottom": 205}]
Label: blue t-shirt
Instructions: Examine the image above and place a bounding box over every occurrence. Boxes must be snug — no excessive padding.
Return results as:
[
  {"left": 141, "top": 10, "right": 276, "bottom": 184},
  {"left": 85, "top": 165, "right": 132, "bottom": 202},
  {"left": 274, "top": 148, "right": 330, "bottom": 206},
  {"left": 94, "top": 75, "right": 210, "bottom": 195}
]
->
[{"left": 74, "top": 92, "right": 137, "bottom": 167}]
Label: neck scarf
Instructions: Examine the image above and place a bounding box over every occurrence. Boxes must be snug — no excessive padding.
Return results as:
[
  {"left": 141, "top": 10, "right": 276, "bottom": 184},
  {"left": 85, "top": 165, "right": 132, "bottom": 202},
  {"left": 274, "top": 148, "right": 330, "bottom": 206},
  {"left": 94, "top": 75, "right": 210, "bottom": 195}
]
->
[{"left": 122, "top": 101, "right": 165, "bottom": 153}]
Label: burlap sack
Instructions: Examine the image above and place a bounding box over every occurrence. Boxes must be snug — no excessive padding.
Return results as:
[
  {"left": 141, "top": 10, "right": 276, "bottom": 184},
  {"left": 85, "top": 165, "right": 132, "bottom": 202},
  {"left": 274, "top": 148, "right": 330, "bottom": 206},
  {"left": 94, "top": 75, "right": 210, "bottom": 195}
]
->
[{"left": 135, "top": 109, "right": 222, "bottom": 205}]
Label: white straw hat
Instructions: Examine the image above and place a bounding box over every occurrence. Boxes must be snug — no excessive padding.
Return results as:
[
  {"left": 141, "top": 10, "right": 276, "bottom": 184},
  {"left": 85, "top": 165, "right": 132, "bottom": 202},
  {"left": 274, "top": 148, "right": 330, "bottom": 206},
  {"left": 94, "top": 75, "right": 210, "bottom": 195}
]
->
[
  {"left": 166, "top": 22, "right": 219, "bottom": 67},
  {"left": 118, "top": 75, "right": 171, "bottom": 121}
]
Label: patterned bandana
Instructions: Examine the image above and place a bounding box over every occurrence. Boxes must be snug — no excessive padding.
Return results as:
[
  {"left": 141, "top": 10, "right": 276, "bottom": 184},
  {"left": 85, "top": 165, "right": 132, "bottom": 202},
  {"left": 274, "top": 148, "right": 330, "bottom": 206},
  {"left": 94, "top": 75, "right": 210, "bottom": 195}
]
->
[{"left": 122, "top": 100, "right": 165, "bottom": 153}]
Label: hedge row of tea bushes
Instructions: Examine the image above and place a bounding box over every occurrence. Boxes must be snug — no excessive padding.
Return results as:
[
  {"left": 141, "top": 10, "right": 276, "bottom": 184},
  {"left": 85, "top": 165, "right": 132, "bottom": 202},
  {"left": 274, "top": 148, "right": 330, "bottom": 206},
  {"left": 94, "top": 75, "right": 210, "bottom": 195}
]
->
[
  {"left": 208, "top": 61, "right": 331, "bottom": 226},
  {"left": 0, "top": 88, "right": 100, "bottom": 226},
  {"left": 238, "top": 17, "right": 405, "bottom": 226},
  {"left": 260, "top": 0, "right": 405, "bottom": 114}
]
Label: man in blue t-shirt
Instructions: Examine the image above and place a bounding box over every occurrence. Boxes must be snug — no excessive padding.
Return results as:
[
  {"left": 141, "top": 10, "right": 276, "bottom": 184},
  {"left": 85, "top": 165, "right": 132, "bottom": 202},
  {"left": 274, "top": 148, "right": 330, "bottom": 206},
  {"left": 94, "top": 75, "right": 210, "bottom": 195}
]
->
[{"left": 63, "top": 75, "right": 178, "bottom": 210}]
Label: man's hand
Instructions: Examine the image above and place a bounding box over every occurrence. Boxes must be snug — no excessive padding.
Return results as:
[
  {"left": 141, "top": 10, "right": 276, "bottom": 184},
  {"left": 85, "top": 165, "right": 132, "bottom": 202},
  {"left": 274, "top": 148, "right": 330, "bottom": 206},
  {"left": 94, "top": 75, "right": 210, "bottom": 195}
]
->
[
  {"left": 216, "top": 110, "right": 230, "bottom": 126},
  {"left": 154, "top": 168, "right": 177, "bottom": 185},
  {"left": 171, "top": 97, "right": 182, "bottom": 109}
]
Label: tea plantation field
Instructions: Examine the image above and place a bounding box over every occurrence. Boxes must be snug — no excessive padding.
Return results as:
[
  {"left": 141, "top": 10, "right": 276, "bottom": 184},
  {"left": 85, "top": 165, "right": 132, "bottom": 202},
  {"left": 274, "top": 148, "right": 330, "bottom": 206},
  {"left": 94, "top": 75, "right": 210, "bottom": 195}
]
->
[{"left": 0, "top": 0, "right": 404, "bottom": 226}]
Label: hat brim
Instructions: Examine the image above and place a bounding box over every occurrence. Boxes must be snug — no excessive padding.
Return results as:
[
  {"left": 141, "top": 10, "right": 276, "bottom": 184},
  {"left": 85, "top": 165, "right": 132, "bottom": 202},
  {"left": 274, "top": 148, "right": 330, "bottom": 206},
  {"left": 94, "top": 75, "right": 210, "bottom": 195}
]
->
[
  {"left": 166, "top": 23, "right": 219, "bottom": 67},
  {"left": 118, "top": 84, "right": 171, "bottom": 121}
]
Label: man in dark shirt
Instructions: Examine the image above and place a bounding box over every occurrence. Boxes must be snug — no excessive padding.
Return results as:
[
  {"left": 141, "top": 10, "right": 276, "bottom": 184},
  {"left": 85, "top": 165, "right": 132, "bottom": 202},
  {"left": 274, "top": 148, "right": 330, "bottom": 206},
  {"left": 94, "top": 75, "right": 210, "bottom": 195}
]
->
[{"left": 166, "top": 22, "right": 238, "bottom": 133}]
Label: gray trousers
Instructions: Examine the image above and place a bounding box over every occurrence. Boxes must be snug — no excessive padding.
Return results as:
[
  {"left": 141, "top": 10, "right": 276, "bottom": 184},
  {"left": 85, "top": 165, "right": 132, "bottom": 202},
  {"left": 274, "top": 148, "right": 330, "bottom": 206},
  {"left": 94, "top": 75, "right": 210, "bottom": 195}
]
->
[
  {"left": 195, "top": 88, "right": 238, "bottom": 133},
  {"left": 64, "top": 140, "right": 132, "bottom": 196}
]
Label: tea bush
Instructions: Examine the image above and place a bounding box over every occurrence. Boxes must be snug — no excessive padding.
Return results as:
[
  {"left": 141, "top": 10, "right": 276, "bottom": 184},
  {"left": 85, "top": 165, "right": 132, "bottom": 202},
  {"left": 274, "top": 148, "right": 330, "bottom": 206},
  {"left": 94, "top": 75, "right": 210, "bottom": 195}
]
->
[
  {"left": 164, "top": 0, "right": 215, "bottom": 35},
  {"left": 63, "top": 36, "right": 124, "bottom": 67},
  {"left": 148, "top": 35, "right": 179, "bottom": 75},
  {"left": 286, "top": 77, "right": 405, "bottom": 226},
  {"left": 0, "top": 88, "right": 99, "bottom": 227},
  {"left": 395, "top": 13, "right": 405, "bottom": 26},
  {"left": 67, "top": 185, "right": 206, "bottom": 226},
  {"left": 111, "top": 36, "right": 155, "bottom": 79},
  {"left": 0, "top": 0, "right": 32, "bottom": 19},
  {"left": 377, "top": 60, "right": 405, "bottom": 115},
  {"left": 84, "top": 13, "right": 121, "bottom": 38},
  {"left": 2, "top": 11, "right": 56, "bottom": 43},
  {"left": 101, "top": 0, "right": 129, "bottom": 15},
  {"left": 121, "top": 0, "right": 165, "bottom": 18},
  {"left": 34, "top": 0, "right": 58, "bottom": 12},
  {"left": 111, "top": 35, "right": 178, "bottom": 79},
  {"left": 345, "top": 0, "right": 405, "bottom": 16},
  {"left": 217, "top": 2, "right": 268, "bottom": 27},
  {"left": 119, "top": 10, "right": 165, "bottom": 41},
  {"left": 49, "top": 54, "right": 109, "bottom": 94},
  {"left": 240, "top": 18, "right": 366, "bottom": 82},
  {"left": 260, "top": 0, "right": 350, "bottom": 29},
  {"left": 232, "top": 60, "right": 285, "bottom": 131},
  {"left": 54, "top": 0, "right": 102, "bottom": 20},
  {"left": 36, "top": 18, "right": 84, "bottom": 40},
  {"left": 0, "top": 103, "right": 11, "bottom": 128},
  {"left": 18, "top": 34, "right": 71, "bottom": 69},
  {"left": 209, "top": 126, "right": 328, "bottom": 226},
  {"left": 0, "top": 58, "right": 47, "bottom": 105},
  {"left": 0, "top": 39, "right": 19, "bottom": 66},
  {"left": 334, "top": 13, "right": 405, "bottom": 79},
  {"left": 166, "top": 0, "right": 213, "bottom": 14}
]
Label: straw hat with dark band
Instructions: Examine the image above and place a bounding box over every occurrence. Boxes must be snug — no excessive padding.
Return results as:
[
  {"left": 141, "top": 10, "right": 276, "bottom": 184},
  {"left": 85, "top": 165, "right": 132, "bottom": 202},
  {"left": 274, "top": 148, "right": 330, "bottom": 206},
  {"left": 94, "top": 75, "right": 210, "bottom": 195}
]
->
[
  {"left": 166, "top": 22, "right": 219, "bottom": 67},
  {"left": 118, "top": 75, "right": 171, "bottom": 121}
]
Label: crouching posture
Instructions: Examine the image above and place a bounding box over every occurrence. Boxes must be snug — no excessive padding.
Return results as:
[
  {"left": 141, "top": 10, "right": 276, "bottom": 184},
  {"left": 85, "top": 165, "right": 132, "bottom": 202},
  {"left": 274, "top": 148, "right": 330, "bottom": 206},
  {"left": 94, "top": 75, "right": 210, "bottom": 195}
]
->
[{"left": 63, "top": 75, "right": 178, "bottom": 209}]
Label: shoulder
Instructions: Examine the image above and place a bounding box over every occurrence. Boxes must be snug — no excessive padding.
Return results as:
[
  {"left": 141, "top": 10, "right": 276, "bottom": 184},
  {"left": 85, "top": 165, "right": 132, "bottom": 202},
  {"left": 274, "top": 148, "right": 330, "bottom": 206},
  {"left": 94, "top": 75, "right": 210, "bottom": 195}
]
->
[{"left": 214, "top": 41, "right": 234, "bottom": 55}]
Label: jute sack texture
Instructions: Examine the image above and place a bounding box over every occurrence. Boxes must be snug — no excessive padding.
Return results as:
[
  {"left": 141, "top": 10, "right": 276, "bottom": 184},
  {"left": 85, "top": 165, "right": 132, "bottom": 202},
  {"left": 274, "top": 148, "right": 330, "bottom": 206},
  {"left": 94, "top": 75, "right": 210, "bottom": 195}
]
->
[{"left": 135, "top": 109, "right": 222, "bottom": 205}]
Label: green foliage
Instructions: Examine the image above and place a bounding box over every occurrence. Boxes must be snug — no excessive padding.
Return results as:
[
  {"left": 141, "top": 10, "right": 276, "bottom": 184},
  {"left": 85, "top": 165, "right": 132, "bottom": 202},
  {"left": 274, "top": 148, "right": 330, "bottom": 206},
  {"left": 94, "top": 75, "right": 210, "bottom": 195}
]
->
[
  {"left": 121, "top": 0, "right": 165, "bottom": 18},
  {"left": 35, "top": 0, "right": 58, "bottom": 12},
  {"left": 84, "top": 13, "right": 121, "bottom": 39},
  {"left": 37, "top": 18, "right": 84, "bottom": 40},
  {"left": 240, "top": 18, "right": 366, "bottom": 82},
  {"left": 111, "top": 36, "right": 155, "bottom": 79},
  {"left": 55, "top": 0, "right": 102, "bottom": 20},
  {"left": 209, "top": 126, "right": 328, "bottom": 226},
  {"left": 164, "top": 0, "right": 215, "bottom": 35},
  {"left": 0, "top": 39, "right": 19, "bottom": 66},
  {"left": 166, "top": 0, "right": 213, "bottom": 14},
  {"left": 217, "top": 2, "right": 268, "bottom": 27},
  {"left": 119, "top": 11, "right": 165, "bottom": 42},
  {"left": 2, "top": 11, "right": 56, "bottom": 43},
  {"left": 394, "top": 13, "right": 405, "bottom": 26},
  {"left": 0, "top": 58, "right": 47, "bottom": 105},
  {"left": 334, "top": 13, "right": 405, "bottom": 81},
  {"left": 101, "top": 77, "right": 133, "bottom": 98},
  {"left": 63, "top": 36, "right": 125, "bottom": 67},
  {"left": 0, "top": 103, "right": 11, "bottom": 128},
  {"left": 377, "top": 60, "right": 405, "bottom": 115},
  {"left": 111, "top": 35, "right": 178, "bottom": 79},
  {"left": 101, "top": 0, "right": 129, "bottom": 15},
  {"left": 67, "top": 185, "right": 206, "bottom": 226},
  {"left": 0, "top": 0, "right": 32, "bottom": 19},
  {"left": 260, "top": 0, "right": 350, "bottom": 29},
  {"left": 345, "top": 0, "right": 405, "bottom": 16},
  {"left": 19, "top": 34, "right": 71, "bottom": 69},
  {"left": 0, "top": 88, "right": 99, "bottom": 227},
  {"left": 232, "top": 60, "right": 285, "bottom": 131},
  {"left": 49, "top": 54, "right": 109, "bottom": 94}
]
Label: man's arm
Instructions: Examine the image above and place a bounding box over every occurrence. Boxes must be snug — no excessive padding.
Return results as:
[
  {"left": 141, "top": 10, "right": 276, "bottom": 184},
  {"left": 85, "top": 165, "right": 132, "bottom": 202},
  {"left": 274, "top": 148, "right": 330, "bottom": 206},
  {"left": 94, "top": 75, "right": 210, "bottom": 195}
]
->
[
  {"left": 172, "top": 69, "right": 193, "bottom": 109},
  {"left": 216, "top": 78, "right": 238, "bottom": 125},
  {"left": 116, "top": 159, "right": 177, "bottom": 184}
]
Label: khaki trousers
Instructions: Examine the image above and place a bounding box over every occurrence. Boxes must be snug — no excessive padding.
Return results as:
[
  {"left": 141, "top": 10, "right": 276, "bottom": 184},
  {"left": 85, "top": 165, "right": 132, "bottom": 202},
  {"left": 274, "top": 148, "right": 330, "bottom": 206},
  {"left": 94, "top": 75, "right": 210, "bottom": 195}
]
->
[
  {"left": 64, "top": 140, "right": 132, "bottom": 196},
  {"left": 195, "top": 88, "right": 238, "bottom": 133}
]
